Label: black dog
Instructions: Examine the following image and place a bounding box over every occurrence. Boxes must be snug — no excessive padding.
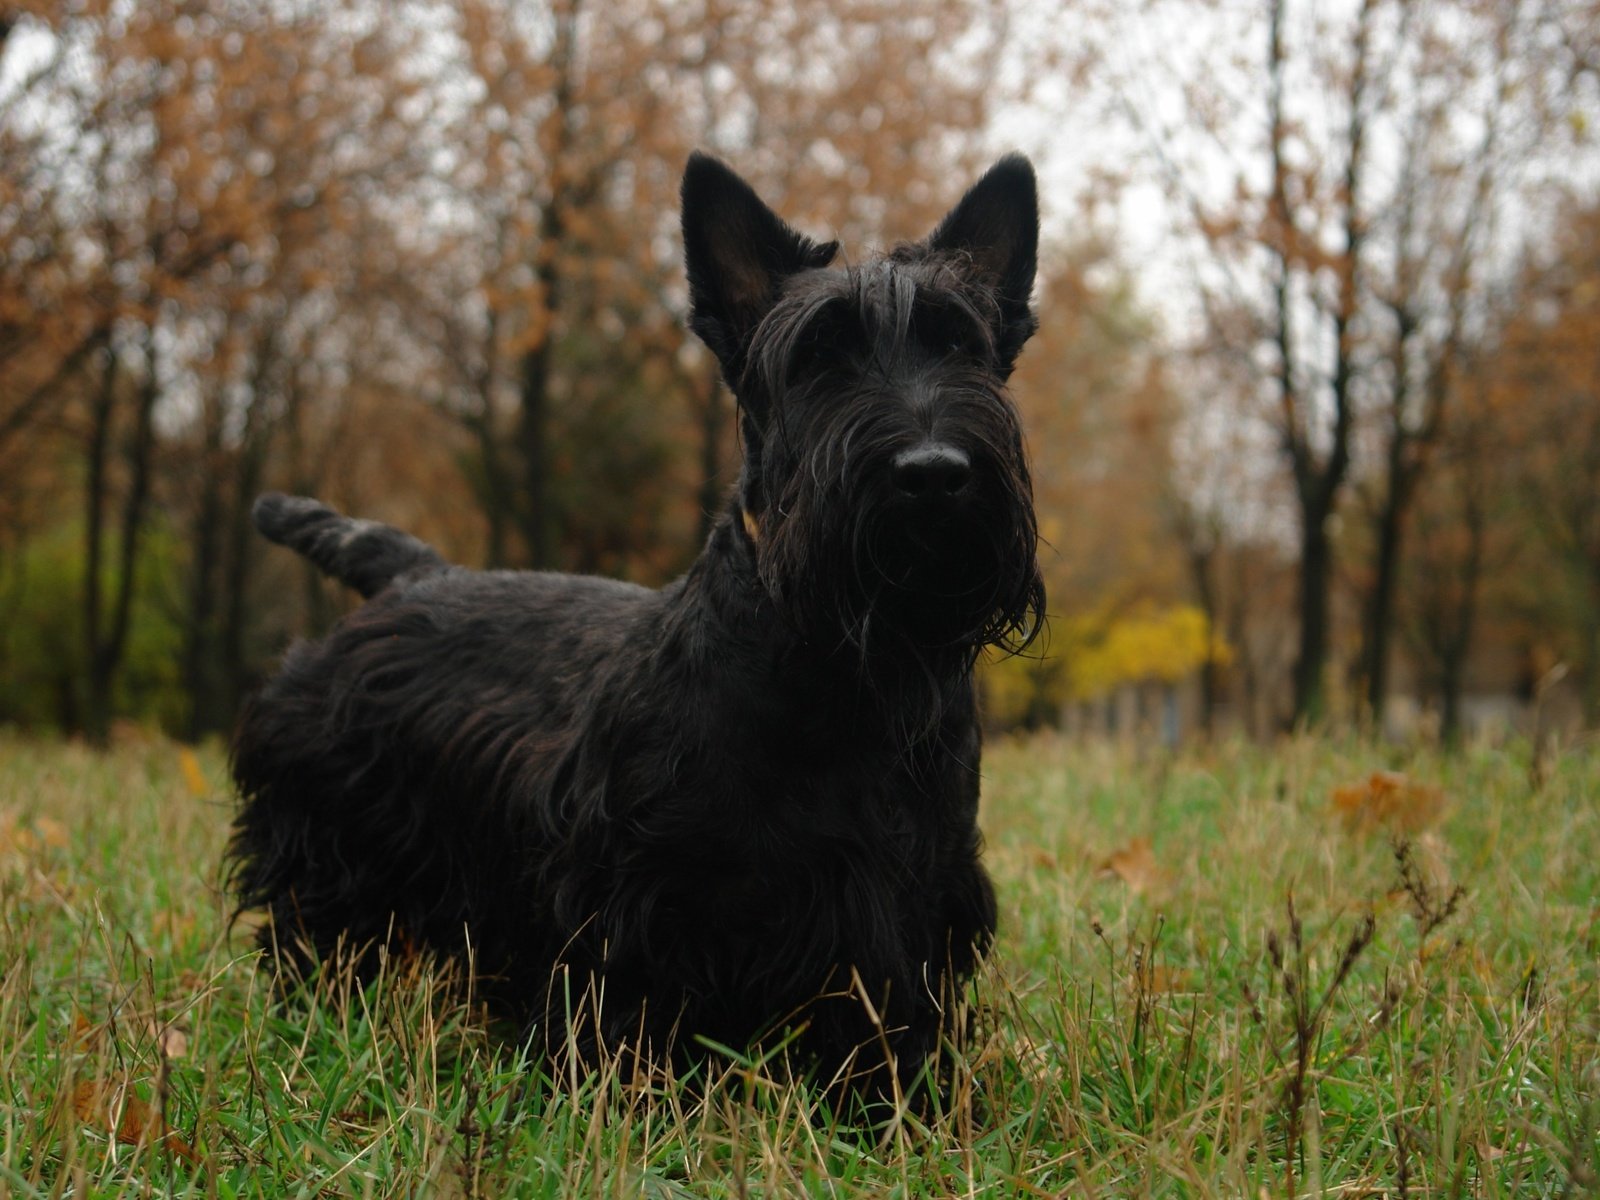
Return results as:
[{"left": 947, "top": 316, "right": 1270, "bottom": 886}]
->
[{"left": 230, "top": 152, "right": 1044, "bottom": 1102}]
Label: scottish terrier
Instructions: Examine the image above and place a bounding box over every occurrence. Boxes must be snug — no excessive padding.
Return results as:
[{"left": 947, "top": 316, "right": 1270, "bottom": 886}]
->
[{"left": 230, "top": 152, "right": 1044, "bottom": 1103}]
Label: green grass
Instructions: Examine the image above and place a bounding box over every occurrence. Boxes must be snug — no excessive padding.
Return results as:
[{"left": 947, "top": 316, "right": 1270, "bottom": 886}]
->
[{"left": 1, "top": 731, "right": 1596, "bottom": 1196}]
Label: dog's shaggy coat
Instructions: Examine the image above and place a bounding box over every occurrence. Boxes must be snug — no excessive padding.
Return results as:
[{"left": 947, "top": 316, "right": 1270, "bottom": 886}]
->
[{"left": 230, "top": 152, "right": 1043, "bottom": 1099}]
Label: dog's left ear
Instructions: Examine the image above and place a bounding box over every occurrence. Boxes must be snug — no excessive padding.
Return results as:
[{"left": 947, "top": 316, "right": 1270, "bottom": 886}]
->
[
  {"left": 926, "top": 154, "right": 1040, "bottom": 367},
  {"left": 682, "top": 152, "right": 839, "bottom": 381}
]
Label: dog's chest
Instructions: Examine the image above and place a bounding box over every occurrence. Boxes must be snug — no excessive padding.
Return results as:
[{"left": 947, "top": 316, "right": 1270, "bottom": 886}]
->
[{"left": 642, "top": 753, "right": 956, "bottom": 942}]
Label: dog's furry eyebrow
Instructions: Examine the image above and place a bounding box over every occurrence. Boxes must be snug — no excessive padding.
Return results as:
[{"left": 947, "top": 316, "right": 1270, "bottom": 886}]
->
[
  {"left": 750, "top": 288, "right": 859, "bottom": 393},
  {"left": 752, "top": 257, "right": 1004, "bottom": 394},
  {"left": 846, "top": 259, "right": 918, "bottom": 345},
  {"left": 907, "top": 288, "right": 997, "bottom": 356}
]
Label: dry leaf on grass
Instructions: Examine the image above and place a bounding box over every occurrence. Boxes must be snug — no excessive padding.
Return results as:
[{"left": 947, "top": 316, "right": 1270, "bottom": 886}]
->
[
  {"left": 0, "top": 812, "right": 70, "bottom": 860},
  {"left": 973, "top": 1028, "right": 1054, "bottom": 1081},
  {"left": 32, "top": 816, "right": 69, "bottom": 848},
  {"left": 153, "top": 909, "right": 199, "bottom": 944},
  {"left": 70, "top": 1081, "right": 199, "bottom": 1164},
  {"left": 157, "top": 1024, "right": 189, "bottom": 1061},
  {"left": 1095, "top": 836, "right": 1172, "bottom": 898},
  {"left": 1330, "top": 771, "right": 1447, "bottom": 834},
  {"left": 177, "top": 748, "right": 209, "bottom": 798},
  {"left": 0, "top": 814, "right": 33, "bottom": 859},
  {"left": 1137, "top": 964, "right": 1196, "bottom": 994}
]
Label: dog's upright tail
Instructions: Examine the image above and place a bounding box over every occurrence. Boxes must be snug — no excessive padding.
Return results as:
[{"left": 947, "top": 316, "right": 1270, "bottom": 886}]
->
[{"left": 252, "top": 493, "right": 449, "bottom": 599}]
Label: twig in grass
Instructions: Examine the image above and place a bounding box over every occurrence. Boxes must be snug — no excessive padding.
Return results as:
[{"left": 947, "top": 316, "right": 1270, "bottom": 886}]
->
[
  {"left": 1393, "top": 839, "right": 1465, "bottom": 943},
  {"left": 1128, "top": 915, "right": 1167, "bottom": 1056},
  {"left": 457, "top": 1059, "right": 482, "bottom": 1200},
  {"left": 1556, "top": 1073, "right": 1600, "bottom": 1200},
  {"left": 1267, "top": 893, "right": 1378, "bottom": 1200},
  {"left": 1395, "top": 1113, "right": 1410, "bottom": 1199}
]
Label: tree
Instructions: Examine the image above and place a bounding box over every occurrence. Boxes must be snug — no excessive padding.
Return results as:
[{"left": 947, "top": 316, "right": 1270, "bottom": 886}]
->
[
  {"left": 0, "top": 0, "right": 429, "bottom": 738},
  {"left": 1494, "top": 199, "right": 1600, "bottom": 724},
  {"left": 988, "top": 246, "right": 1204, "bottom": 729},
  {"left": 1396, "top": 343, "right": 1516, "bottom": 744},
  {"left": 1, "top": 0, "right": 1022, "bottom": 737},
  {"left": 1076, "top": 0, "right": 1592, "bottom": 727},
  {"left": 1351, "top": 0, "right": 1578, "bottom": 727},
  {"left": 422, "top": 0, "right": 1013, "bottom": 576}
]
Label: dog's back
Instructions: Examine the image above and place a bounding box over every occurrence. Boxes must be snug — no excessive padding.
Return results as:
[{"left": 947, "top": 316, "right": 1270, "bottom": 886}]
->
[{"left": 231, "top": 542, "right": 662, "bottom": 992}]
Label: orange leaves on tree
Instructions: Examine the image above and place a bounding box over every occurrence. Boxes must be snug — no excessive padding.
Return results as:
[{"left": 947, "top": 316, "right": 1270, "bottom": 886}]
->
[{"left": 1330, "top": 772, "right": 1447, "bottom": 834}]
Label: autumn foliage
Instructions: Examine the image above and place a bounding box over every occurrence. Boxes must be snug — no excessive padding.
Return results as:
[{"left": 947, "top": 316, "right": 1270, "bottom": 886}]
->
[{"left": 1, "top": 0, "right": 1597, "bottom": 740}]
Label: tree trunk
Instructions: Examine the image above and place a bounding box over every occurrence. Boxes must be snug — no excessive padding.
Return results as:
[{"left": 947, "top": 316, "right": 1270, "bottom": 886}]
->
[
  {"left": 1186, "top": 540, "right": 1220, "bottom": 737},
  {"left": 1275, "top": 0, "right": 1369, "bottom": 731},
  {"left": 84, "top": 331, "right": 159, "bottom": 744},
  {"left": 280, "top": 354, "right": 333, "bottom": 637},
  {"left": 219, "top": 364, "right": 274, "bottom": 725},
  {"left": 515, "top": 0, "right": 582, "bottom": 571},
  {"left": 1435, "top": 556, "right": 1478, "bottom": 748},
  {"left": 474, "top": 413, "right": 512, "bottom": 568},
  {"left": 1292, "top": 503, "right": 1335, "bottom": 728},
  {"left": 181, "top": 408, "right": 224, "bottom": 741},
  {"left": 517, "top": 336, "right": 552, "bottom": 568},
  {"left": 1360, "top": 454, "right": 1410, "bottom": 727},
  {"left": 1585, "top": 581, "right": 1600, "bottom": 730},
  {"left": 81, "top": 345, "right": 116, "bottom": 741}
]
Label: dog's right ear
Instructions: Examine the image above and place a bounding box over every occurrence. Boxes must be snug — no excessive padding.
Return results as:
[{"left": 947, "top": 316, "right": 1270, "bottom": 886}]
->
[{"left": 682, "top": 153, "right": 838, "bottom": 378}]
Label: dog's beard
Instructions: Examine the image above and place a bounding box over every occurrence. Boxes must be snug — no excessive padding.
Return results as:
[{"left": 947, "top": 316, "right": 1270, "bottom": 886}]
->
[
  {"left": 754, "top": 404, "right": 1044, "bottom": 689},
  {"left": 869, "top": 507, "right": 1028, "bottom": 648}
]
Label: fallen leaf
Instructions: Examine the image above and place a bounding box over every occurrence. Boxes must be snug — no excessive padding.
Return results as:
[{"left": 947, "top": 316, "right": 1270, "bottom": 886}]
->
[
  {"left": 1009, "top": 1033, "right": 1054, "bottom": 1081},
  {"left": 1096, "top": 836, "right": 1171, "bottom": 897},
  {"left": 175, "top": 969, "right": 210, "bottom": 994},
  {"left": 153, "top": 910, "right": 198, "bottom": 944},
  {"left": 1330, "top": 772, "right": 1447, "bottom": 834},
  {"left": 0, "top": 812, "right": 36, "bottom": 858},
  {"left": 1, "top": 812, "right": 70, "bottom": 861},
  {"left": 157, "top": 1025, "right": 189, "bottom": 1061},
  {"left": 1139, "top": 964, "right": 1195, "bottom": 994},
  {"left": 71, "top": 1081, "right": 198, "bottom": 1164},
  {"left": 177, "top": 748, "right": 209, "bottom": 799},
  {"left": 71, "top": 1010, "right": 98, "bottom": 1051},
  {"left": 108, "top": 719, "right": 159, "bottom": 747},
  {"left": 32, "top": 816, "right": 70, "bottom": 848}
]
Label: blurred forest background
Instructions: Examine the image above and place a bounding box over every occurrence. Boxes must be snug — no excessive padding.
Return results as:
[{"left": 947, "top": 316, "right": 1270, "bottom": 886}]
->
[{"left": 1, "top": 0, "right": 1598, "bottom": 747}]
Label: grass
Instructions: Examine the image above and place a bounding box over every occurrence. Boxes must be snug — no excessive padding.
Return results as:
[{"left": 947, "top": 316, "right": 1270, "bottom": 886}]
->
[{"left": 0, "top": 729, "right": 1596, "bottom": 1197}]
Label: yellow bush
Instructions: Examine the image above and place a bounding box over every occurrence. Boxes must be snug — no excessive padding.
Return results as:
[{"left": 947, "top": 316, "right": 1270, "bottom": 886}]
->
[
  {"left": 1064, "top": 603, "right": 1226, "bottom": 699},
  {"left": 980, "top": 602, "right": 1229, "bottom": 728}
]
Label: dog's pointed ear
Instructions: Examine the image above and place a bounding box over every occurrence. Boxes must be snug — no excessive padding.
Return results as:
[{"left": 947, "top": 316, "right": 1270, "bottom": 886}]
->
[
  {"left": 926, "top": 154, "right": 1039, "bottom": 366},
  {"left": 682, "top": 152, "right": 838, "bottom": 377}
]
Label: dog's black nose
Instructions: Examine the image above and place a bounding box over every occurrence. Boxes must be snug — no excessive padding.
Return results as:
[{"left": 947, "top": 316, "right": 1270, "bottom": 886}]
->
[{"left": 892, "top": 444, "right": 972, "bottom": 498}]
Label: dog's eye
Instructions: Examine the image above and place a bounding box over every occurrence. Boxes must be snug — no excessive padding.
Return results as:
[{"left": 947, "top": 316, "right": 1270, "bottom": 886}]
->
[
  {"left": 786, "top": 310, "right": 859, "bottom": 378},
  {"left": 914, "top": 305, "right": 990, "bottom": 361}
]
